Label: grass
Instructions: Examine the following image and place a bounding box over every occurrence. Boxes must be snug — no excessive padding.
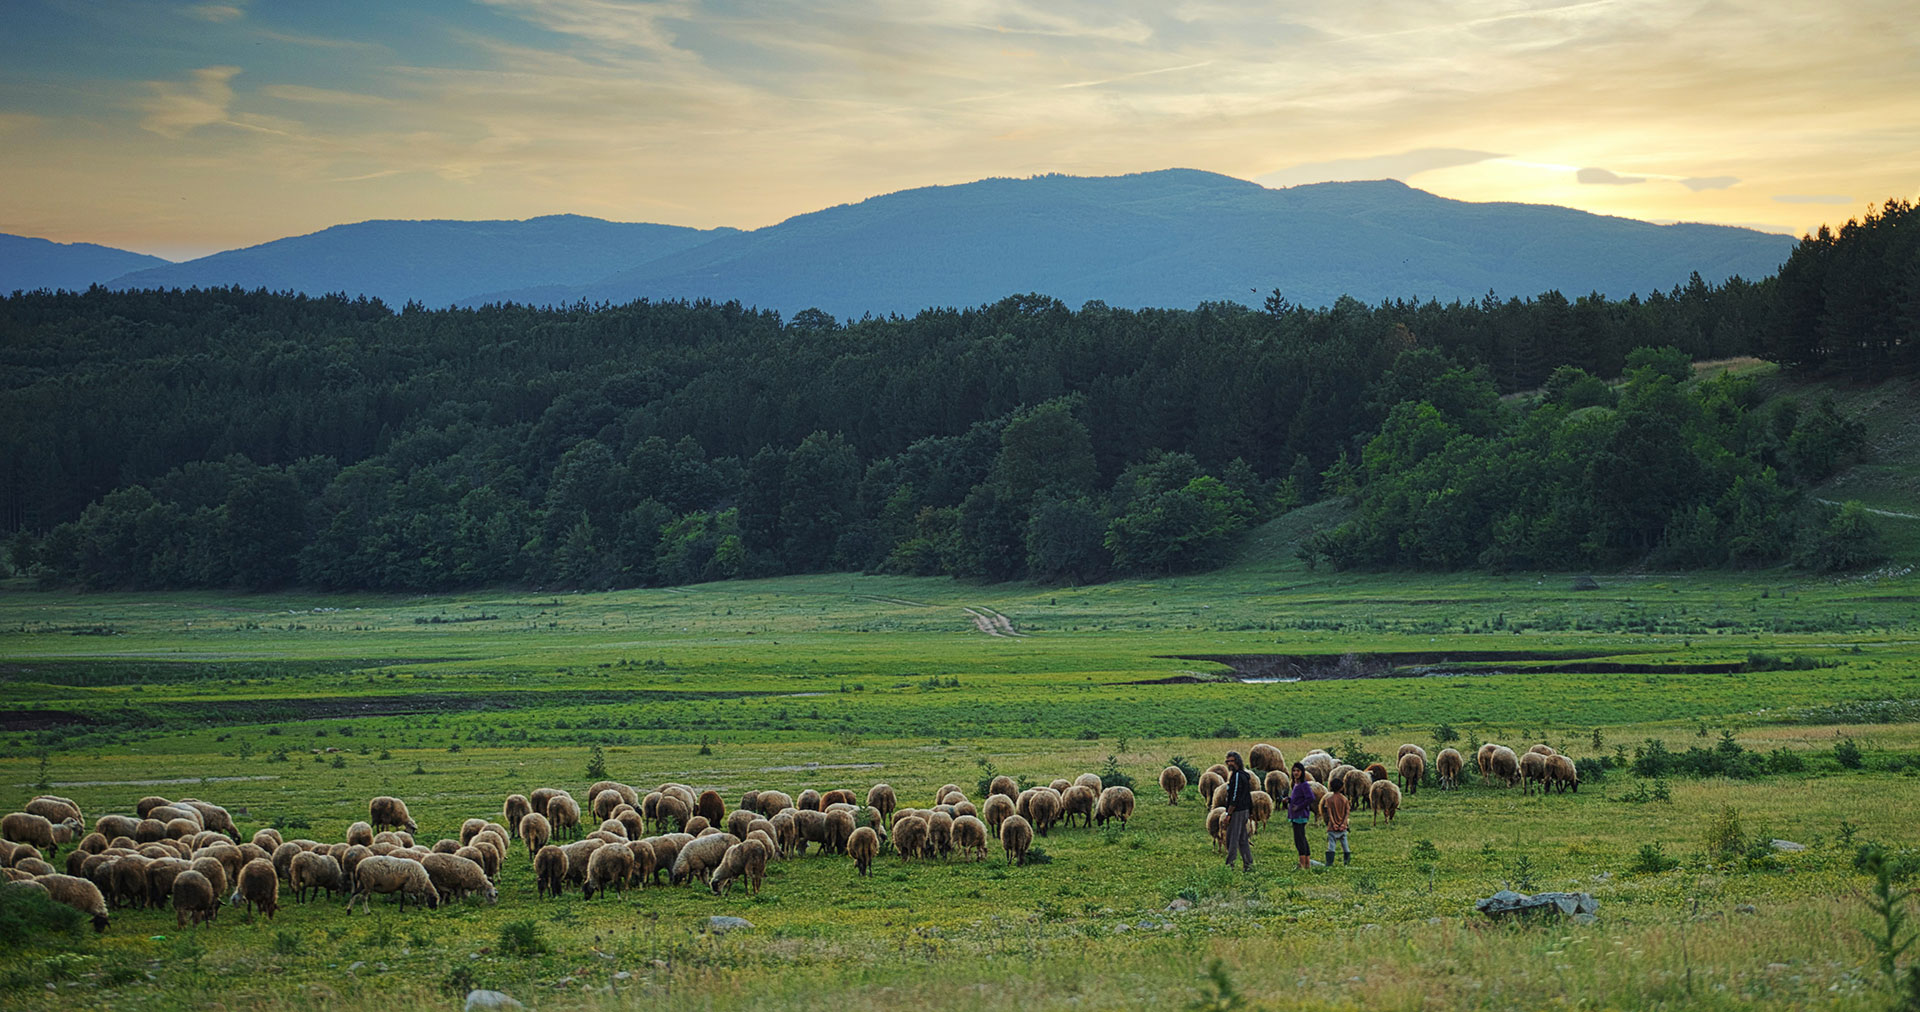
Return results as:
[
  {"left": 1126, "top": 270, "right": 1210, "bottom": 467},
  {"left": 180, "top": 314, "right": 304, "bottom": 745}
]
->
[{"left": 2, "top": 535, "right": 1918, "bottom": 1009}]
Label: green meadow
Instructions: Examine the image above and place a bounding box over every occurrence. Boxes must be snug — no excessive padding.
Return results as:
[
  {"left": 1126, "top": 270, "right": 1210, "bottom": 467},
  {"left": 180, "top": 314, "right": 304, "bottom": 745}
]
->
[{"left": 3, "top": 518, "right": 1919, "bottom": 1010}]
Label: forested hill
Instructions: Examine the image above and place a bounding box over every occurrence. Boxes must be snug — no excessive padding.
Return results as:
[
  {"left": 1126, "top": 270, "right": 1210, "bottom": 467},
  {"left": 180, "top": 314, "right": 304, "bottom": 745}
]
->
[
  {"left": 0, "top": 234, "right": 169, "bottom": 294},
  {"left": 2, "top": 198, "right": 1911, "bottom": 591}
]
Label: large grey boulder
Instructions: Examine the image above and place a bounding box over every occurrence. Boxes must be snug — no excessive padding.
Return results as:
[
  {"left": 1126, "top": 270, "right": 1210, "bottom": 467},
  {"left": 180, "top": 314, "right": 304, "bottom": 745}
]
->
[
  {"left": 465, "top": 991, "right": 525, "bottom": 1012},
  {"left": 706, "top": 915, "right": 754, "bottom": 933},
  {"left": 1476, "top": 890, "right": 1598, "bottom": 920}
]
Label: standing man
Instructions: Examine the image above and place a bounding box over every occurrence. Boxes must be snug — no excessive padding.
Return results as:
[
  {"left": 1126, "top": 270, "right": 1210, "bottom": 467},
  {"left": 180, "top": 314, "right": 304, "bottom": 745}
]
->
[{"left": 1221, "top": 750, "right": 1255, "bottom": 873}]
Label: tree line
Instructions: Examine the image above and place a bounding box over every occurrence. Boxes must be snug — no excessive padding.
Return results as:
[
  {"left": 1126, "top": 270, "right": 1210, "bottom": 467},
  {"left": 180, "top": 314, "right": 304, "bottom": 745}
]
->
[{"left": 2, "top": 200, "right": 1909, "bottom": 590}]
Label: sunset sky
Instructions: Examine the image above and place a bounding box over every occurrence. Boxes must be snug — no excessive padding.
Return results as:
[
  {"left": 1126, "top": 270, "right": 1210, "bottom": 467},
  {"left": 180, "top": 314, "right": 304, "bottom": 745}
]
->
[{"left": 2, "top": 0, "right": 1915, "bottom": 261}]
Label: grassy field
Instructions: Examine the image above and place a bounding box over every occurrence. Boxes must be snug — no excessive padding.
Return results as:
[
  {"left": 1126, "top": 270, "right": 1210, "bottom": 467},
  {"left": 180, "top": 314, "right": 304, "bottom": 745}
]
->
[{"left": 3, "top": 524, "right": 1919, "bottom": 1010}]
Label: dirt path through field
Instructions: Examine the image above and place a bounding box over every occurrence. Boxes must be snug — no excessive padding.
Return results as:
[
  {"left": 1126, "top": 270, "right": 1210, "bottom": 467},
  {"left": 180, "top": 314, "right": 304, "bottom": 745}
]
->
[{"left": 963, "top": 606, "right": 1027, "bottom": 637}]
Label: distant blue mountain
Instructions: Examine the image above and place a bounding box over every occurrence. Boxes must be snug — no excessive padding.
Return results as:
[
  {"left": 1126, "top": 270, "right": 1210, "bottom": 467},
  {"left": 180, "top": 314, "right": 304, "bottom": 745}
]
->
[
  {"left": 475, "top": 170, "right": 1796, "bottom": 315},
  {"left": 107, "top": 215, "right": 735, "bottom": 308},
  {"left": 1, "top": 234, "right": 171, "bottom": 294}
]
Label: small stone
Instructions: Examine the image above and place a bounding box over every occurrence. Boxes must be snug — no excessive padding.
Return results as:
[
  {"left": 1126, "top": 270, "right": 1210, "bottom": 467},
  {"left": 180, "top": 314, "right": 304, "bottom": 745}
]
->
[
  {"left": 1112, "top": 923, "right": 1131, "bottom": 933},
  {"left": 1166, "top": 898, "right": 1193, "bottom": 911},
  {"left": 1770, "top": 840, "right": 1807, "bottom": 852},
  {"left": 464, "top": 991, "right": 525, "bottom": 1012},
  {"left": 613, "top": 971, "right": 632, "bottom": 981},
  {"left": 706, "top": 916, "right": 754, "bottom": 933},
  {"left": 347, "top": 961, "right": 365, "bottom": 973},
  {"left": 1736, "top": 904, "right": 1758, "bottom": 914},
  {"left": 1767, "top": 963, "right": 1789, "bottom": 971}
]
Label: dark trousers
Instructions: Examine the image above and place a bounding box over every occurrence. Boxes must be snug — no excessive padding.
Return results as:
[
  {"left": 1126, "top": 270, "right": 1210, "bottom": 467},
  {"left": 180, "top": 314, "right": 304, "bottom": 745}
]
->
[
  {"left": 1291, "top": 819, "right": 1310, "bottom": 857},
  {"left": 1224, "top": 810, "right": 1253, "bottom": 870}
]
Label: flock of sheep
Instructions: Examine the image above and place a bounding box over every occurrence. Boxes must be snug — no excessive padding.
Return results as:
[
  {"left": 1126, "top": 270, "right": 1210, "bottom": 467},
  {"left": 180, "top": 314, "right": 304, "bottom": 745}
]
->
[{"left": 0, "top": 771, "right": 1145, "bottom": 932}]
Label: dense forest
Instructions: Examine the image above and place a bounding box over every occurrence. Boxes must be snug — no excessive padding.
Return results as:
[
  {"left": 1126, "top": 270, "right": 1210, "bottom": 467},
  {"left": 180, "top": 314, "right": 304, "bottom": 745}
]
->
[{"left": 2, "top": 199, "right": 1911, "bottom": 590}]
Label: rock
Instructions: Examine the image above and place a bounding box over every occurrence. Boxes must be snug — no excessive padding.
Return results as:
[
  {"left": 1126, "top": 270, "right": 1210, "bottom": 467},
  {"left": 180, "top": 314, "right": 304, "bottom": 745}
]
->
[
  {"left": 1475, "top": 890, "right": 1597, "bottom": 920},
  {"left": 1112, "top": 923, "right": 1131, "bottom": 933},
  {"left": 1309, "top": 859, "right": 1325, "bottom": 868},
  {"left": 706, "top": 916, "right": 753, "bottom": 933},
  {"left": 1572, "top": 912, "right": 1599, "bottom": 925},
  {"left": 347, "top": 961, "right": 365, "bottom": 973},
  {"left": 1736, "top": 904, "right": 1758, "bottom": 914},
  {"left": 613, "top": 971, "right": 632, "bottom": 981},
  {"left": 1770, "top": 839, "right": 1807, "bottom": 852},
  {"left": 465, "top": 991, "right": 525, "bottom": 1012},
  {"left": 1166, "top": 898, "right": 1193, "bottom": 912}
]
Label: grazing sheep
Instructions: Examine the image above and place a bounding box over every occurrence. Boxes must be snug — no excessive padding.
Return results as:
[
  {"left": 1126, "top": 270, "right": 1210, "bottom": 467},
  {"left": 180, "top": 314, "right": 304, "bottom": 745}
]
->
[
  {"left": 655, "top": 795, "right": 691, "bottom": 834},
  {"left": 693, "top": 789, "right": 724, "bottom": 825},
  {"left": 458, "top": 818, "right": 487, "bottom": 846},
  {"left": 1529, "top": 743, "right": 1556, "bottom": 757},
  {"left": 348, "top": 856, "right": 438, "bottom": 912},
  {"left": 368, "top": 797, "right": 416, "bottom": 835},
  {"left": 144, "top": 857, "right": 188, "bottom": 907},
  {"left": 827, "top": 810, "right": 856, "bottom": 856},
  {"left": 431, "top": 838, "right": 462, "bottom": 854},
  {"left": 1047, "top": 779, "right": 1072, "bottom": 797},
  {"left": 590, "top": 781, "right": 640, "bottom": 809},
  {"left": 999, "top": 815, "right": 1034, "bottom": 866},
  {"left": 1398, "top": 743, "right": 1429, "bottom": 763},
  {"left": 175, "top": 800, "right": 239, "bottom": 841},
  {"left": 1335, "top": 768, "right": 1371, "bottom": 811},
  {"left": 546, "top": 794, "right": 582, "bottom": 840},
  {"left": 423, "top": 853, "right": 495, "bottom": 904},
  {"left": 134, "top": 819, "right": 167, "bottom": 844},
  {"left": 643, "top": 835, "right": 691, "bottom": 883},
  {"left": 528, "top": 788, "right": 562, "bottom": 819},
  {"left": 1263, "top": 769, "right": 1291, "bottom": 799},
  {"left": 1476, "top": 743, "right": 1499, "bottom": 784},
  {"left": 1519, "top": 751, "right": 1549, "bottom": 795},
  {"left": 768, "top": 811, "right": 799, "bottom": 857},
  {"left": 1488, "top": 746, "right": 1521, "bottom": 787},
  {"left": 684, "top": 816, "right": 711, "bottom": 837},
  {"left": 14, "top": 855, "right": 54, "bottom": 877},
  {"left": 755, "top": 791, "right": 794, "bottom": 816},
  {"left": 163, "top": 818, "right": 198, "bottom": 841},
  {"left": 135, "top": 797, "right": 173, "bottom": 819},
  {"left": 26, "top": 797, "right": 82, "bottom": 828},
  {"left": 96, "top": 816, "right": 139, "bottom": 841},
  {"left": 290, "top": 851, "right": 344, "bottom": 902},
  {"left": 866, "top": 784, "right": 897, "bottom": 822},
  {"left": 980, "top": 794, "right": 1015, "bottom": 834},
  {"left": 892, "top": 816, "right": 929, "bottom": 860},
  {"left": 502, "top": 794, "right": 533, "bottom": 837},
  {"left": 559, "top": 839, "right": 605, "bottom": 885},
  {"left": 251, "top": 828, "right": 282, "bottom": 851},
  {"left": 1545, "top": 754, "right": 1580, "bottom": 793},
  {"left": 534, "top": 846, "right": 568, "bottom": 898},
  {"left": 3, "top": 812, "right": 59, "bottom": 857},
  {"left": 459, "top": 843, "right": 500, "bottom": 881},
  {"left": 590, "top": 790, "right": 622, "bottom": 823},
  {"left": 1249, "top": 743, "right": 1285, "bottom": 772},
  {"left": 943, "top": 813, "right": 985, "bottom": 861},
  {"left": 1436, "top": 748, "right": 1464, "bottom": 790},
  {"left": 1060, "top": 785, "right": 1097, "bottom": 828},
  {"left": 670, "top": 833, "right": 740, "bottom": 886},
  {"left": 1247, "top": 790, "right": 1273, "bottom": 830},
  {"left": 789, "top": 810, "right": 827, "bottom": 856},
  {"left": 1369, "top": 780, "right": 1402, "bottom": 827},
  {"left": 925, "top": 811, "right": 954, "bottom": 859},
  {"left": 725, "top": 810, "right": 758, "bottom": 840},
  {"left": 1096, "top": 786, "right": 1135, "bottom": 829},
  {"left": 172, "top": 869, "right": 217, "bottom": 927},
  {"left": 847, "top": 826, "right": 880, "bottom": 875},
  {"left": 710, "top": 838, "right": 770, "bottom": 895},
  {"left": 519, "top": 813, "right": 551, "bottom": 859},
  {"left": 38, "top": 873, "right": 111, "bottom": 932},
  {"left": 191, "top": 856, "right": 229, "bottom": 900},
  {"left": 1364, "top": 762, "right": 1391, "bottom": 786},
  {"left": 821, "top": 789, "right": 857, "bottom": 808},
  {"left": 611, "top": 810, "right": 644, "bottom": 841},
  {"left": 1206, "top": 807, "right": 1228, "bottom": 851},
  {"left": 988, "top": 775, "right": 1018, "bottom": 800},
  {"left": 582, "top": 845, "right": 635, "bottom": 899},
  {"left": 229, "top": 858, "right": 279, "bottom": 920},
  {"left": 1399, "top": 753, "right": 1426, "bottom": 795},
  {"left": 1196, "top": 770, "right": 1224, "bottom": 805},
  {"left": 797, "top": 789, "right": 823, "bottom": 812},
  {"left": 626, "top": 839, "right": 658, "bottom": 887},
  {"left": 1027, "top": 788, "right": 1063, "bottom": 836},
  {"left": 1160, "top": 766, "right": 1187, "bottom": 804},
  {"left": 346, "top": 822, "right": 374, "bottom": 847},
  {"left": 1301, "top": 751, "right": 1335, "bottom": 786},
  {"left": 110, "top": 856, "right": 152, "bottom": 909}
]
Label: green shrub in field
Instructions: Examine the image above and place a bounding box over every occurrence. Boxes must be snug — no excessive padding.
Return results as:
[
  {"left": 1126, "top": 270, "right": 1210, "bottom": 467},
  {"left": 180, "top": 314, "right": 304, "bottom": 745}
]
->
[
  {"left": 1630, "top": 842, "right": 1680, "bottom": 874},
  {"left": 1836, "top": 737, "right": 1864, "bottom": 769},
  {"left": 1337, "top": 737, "right": 1379, "bottom": 768},
  {"left": 1702, "top": 804, "right": 1756, "bottom": 864},
  {"left": 1099, "top": 754, "right": 1134, "bottom": 790},
  {"left": 497, "top": 919, "right": 547, "bottom": 956},
  {"left": 1166, "top": 755, "right": 1200, "bottom": 786},
  {"left": 0, "top": 885, "right": 87, "bottom": 950}
]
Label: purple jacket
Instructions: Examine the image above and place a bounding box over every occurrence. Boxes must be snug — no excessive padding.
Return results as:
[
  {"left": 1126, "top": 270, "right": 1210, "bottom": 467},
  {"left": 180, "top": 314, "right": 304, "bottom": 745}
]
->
[{"left": 1286, "top": 780, "right": 1316, "bottom": 821}]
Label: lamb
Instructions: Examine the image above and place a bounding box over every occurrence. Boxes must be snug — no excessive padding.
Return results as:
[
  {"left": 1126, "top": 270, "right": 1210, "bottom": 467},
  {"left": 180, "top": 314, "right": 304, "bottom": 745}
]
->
[
  {"left": 1026, "top": 788, "right": 1063, "bottom": 836},
  {"left": 613, "top": 810, "right": 645, "bottom": 841},
  {"left": 1545, "top": 754, "right": 1579, "bottom": 793},
  {"left": 368, "top": 797, "right": 417, "bottom": 835},
  {"left": 1160, "top": 766, "right": 1187, "bottom": 804},
  {"left": 1399, "top": 752, "right": 1426, "bottom": 795},
  {"left": 1488, "top": 745, "right": 1521, "bottom": 787},
  {"left": 546, "top": 794, "right": 582, "bottom": 840},
  {"left": 582, "top": 844, "right": 635, "bottom": 899},
  {"left": 346, "top": 821, "right": 375, "bottom": 847},
  {"left": 229, "top": 858, "right": 279, "bottom": 920},
  {"left": 1000, "top": 815, "right": 1034, "bottom": 866},
  {"left": 1060, "top": 785, "right": 1097, "bottom": 828},
  {"left": 172, "top": 869, "right": 217, "bottom": 927},
  {"left": 348, "top": 855, "right": 438, "bottom": 912},
  {"left": 1096, "top": 786, "right": 1135, "bottom": 829},
  {"left": 670, "top": 833, "right": 740, "bottom": 886},
  {"left": 1263, "top": 769, "right": 1291, "bottom": 798},
  {"left": 848, "top": 825, "right": 880, "bottom": 875},
  {"left": 988, "top": 775, "right": 1018, "bottom": 800},
  {"left": 1519, "top": 751, "right": 1549, "bottom": 795},
  {"left": 534, "top": 845, "right": 568, "bottom": 898},
  {"left": 38, "top": 873, "right": 111, "bottom": 931},
  {"left": 892, "top": 815, "right": 929, "bottom": 860},
  {"left": 518, "top": 813, "right": 551, "bottom": 859},
  {"left": 3, "top": 812, "right": 59, "bottom": 857},
  {"left": 1436, "top": 748, "right": 1464, "bottom": 790},
  {"left": 697, "top": 790, "right": 726, "bottom": 825},
  {"left": 1248, "top": 743, "right": 1285, "bottom": 772},
  {"left": 866, "top": 784, "right": 897, "bottom": 822},
  {"left": 709, "top": 838, "right": 770, "bottom": 895},
  {"left": 290, "top": 851, "right": 343, "bottom": 902},
  {"left": 1358, "top": 780, "right": 1398, "bottom": 829}
]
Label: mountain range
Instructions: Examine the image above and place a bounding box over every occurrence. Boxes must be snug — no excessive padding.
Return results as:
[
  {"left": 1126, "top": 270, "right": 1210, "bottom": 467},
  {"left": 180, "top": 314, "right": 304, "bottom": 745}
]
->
[
  {"left": 2, "top": 169, "right": 1797, "bottom": 315},
  {"left": 0, "top": 233, "right": 170, "bottom": 294}
]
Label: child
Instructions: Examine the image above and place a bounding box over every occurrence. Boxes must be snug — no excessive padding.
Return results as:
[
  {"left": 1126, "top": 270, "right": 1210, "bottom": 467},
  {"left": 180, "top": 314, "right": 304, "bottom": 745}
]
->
[{"left": 1321, "top": 784, "right": 1352, "bottom": 866}]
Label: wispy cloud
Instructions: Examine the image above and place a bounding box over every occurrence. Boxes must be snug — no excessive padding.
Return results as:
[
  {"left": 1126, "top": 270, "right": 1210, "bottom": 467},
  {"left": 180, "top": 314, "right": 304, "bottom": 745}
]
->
[
  {"left": 1577, "top": 167, "right": 1646, "bottom": 185},
  {"left": 1258, "top": 148, "right": 1505, "bottom": 188},
  {"left": 185, "top": 3, "right": 246, "bottom": 23},
  {"left": 139, "top": 66, "right": 242, "bottom": 138},
  {"left": 1773, "top": 194, "right": 1855, "bottom": 204},
  {"left": 1681, "top": 176, "right": 1739, "bottom": 191},
  {"left": 261, "top": 84, "right": 392, "bottom": 107}
]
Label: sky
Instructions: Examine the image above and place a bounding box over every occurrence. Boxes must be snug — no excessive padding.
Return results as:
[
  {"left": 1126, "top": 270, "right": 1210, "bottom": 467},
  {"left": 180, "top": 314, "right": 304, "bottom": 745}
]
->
[{"left": 1, "top": 0, "right": 1915, "bottom": 261}]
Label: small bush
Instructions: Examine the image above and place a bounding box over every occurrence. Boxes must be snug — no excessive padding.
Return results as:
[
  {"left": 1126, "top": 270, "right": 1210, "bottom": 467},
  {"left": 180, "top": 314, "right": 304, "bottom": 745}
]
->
[
  {"left": 1630, "top": 842, "right": 1679, "bottom": 874},
  {"left": 0, "top": 885, "right": 87, "bottom": 949},
  {"left": 1411, "top": 839, "right": 1439, "bottom": 860},
  {"left": 1702, "top": 805, "right": 1746, "bottom": 863},
  {"left": 497, "top": 919, "right": 548, "bottom": 956},
  {"left": 585, "top": 744, "right": 607, "bottom": 780},
  {"left": 1337, "top": 737, "right": 1379, "bottom": 769},
  {"left": 1099, "top": 754, "right": 1134, "bottom": 790},
  {"left": 1433, "top": 723, "right": 1459, "bottom": 744},
  {"left": 271, "top": 930, "right": 301, "bottom": 955},
  {"left": 1836, "top": 738, "right": 1864, "bottom": 769},
  {"left": 1166, "top": 755, "right": 1201, "bottom": 786},
  {"left": 1766, "top": 748, "right": 1806, "bottom": 774}
]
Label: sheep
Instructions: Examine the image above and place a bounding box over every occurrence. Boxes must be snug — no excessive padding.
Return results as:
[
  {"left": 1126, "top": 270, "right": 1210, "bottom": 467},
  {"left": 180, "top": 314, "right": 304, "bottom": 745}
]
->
[
  {"left": 1545, "top": 754, "right": 1580, "bottom": 793},
  {"left": 534, "top": 845, "right": 568, "bottom": 898},
  {"left": 431, "top": 838, "right": 462, "bottom": 854},
  {"left": 348, "top": 855, "right": 438, "bottom": 912},
  {"left": 1027, "top": 788, "right": 1063, "bottom": 836},
  {"left": 163, "top": 818, "right": 199, "bottom": 841},
  {"left": 720, "top": 810, "right": 754, "bottom": 840},
  {"left": 582, "top": 844, "right": 633, "bottom": 899},
  {"left": 697, "top": 790, "right": 726, "bottom": 825},
  {"left": 1529, "top": 743, "right": 1556, "bottom": 757},
  {"left": 670, "top": 833, "right": 740, "bottom": 886},
  {"left": 26, "top": 797, "right": 82, "bottom": 827},
  {"left": 1300, "top": 751, "right": 1336, "bottom": 785},
  {"left": 684, "top": 816, "right": 711, "bottom": 837},
  {"left": 755, "top": 791, "right": 794, "bottom": 816},
  {"left": 643, "top": 834, "right": 692, "bottom": 882},
  {"left": 709, "top": 838, "right": 770, "bottom": 896},
  {"left": 1488, "top": 746, "right": 1521, "bottom": 787},
  {"left": 1159, "top": 766, "right": 1187, "bottom": 804},
  {"left": 1196, "top": 770, "right": 1224, "bottom": 805},
  {"left": 190, "top": 855, "right": 229, "bottom": 901},
  {"left": 590, "top": 781, "right": 640, "bottom": 810},
  {"left": 519, "top": 813, "right": 551, "bottom": 859},
  {"left": 655, "top": 795, "right": 691, "bottom": 834},
  {"left": 892, "top": 815, "right": 929, "bottom": 860},
  {"left": 559, "top": 839, "right": 605, "bottom": 885},
  {"left": 473, "top": 829, "right": 509, "bottom": 861},
  {"left": 1399, "top": 752, "right": 1426, "bottom": 795},
  {"left": 1000, "top": 815, "right": 1034, "bottom": 866},
  {"left": 1249, "top": 743, "right": 1286, "bottom": 773},
  {"left": 1206, "top": 807, "right": 1228, "bottom": 851},
  {"left": 589, "top": 790, "right": 622, "bottom": 823},
  {"left": 1263, "top": 769, "right": 1291, "bottom": 799},
  {"left": 37, "top": 873, "right": 111, "bottom": 932},
  {"left": 797, "top": 789, "right": 823, "bottom": 812},
  {"left": 136, "top": 797, "right": 173, "bottom": 819},
  {"left": 144, "top": 857, "right": 188, "bottom": 907},
  {"left": 134, "top": 819, "right": 168, "bottom": 844},
  {"left": 1247, "top": 790, "right": 1273, "bottom": 831},
  {"left": 460, "top": 843, "right": 500, "bottom": 881},
  {"left": 110, "top": 856, "right": 152, "bottom": 909},
  {"left": 14, "top": 855, "right": 54, "bottom": 877},
  {"left": 827, "top": 809, "right": 856, "bottom": 856},
  {"left": 925, "top": 811, "right": 954, "bottom": 859},
  {"left": 96, "top": 816, "right": 139, "bottom": 841},
  {"left": 1519, "top": 751, "right": 1549, "bottom": 795},
  {"left": 426, "top": 853, "right": 496, "bottom": 904},
  {"left": 3, "top": 812, "right": 59, "bottom": 857},
  {"left": 846, "top": 825, "right": 881, "bottom": 875},
  {"left": 1096, "top": 786, "right": 1135, "bottom": 829},
  {"left": 1476, "top": 743, "right": 1499, "bottom": 784},
  {"left": 1209, "top": 782, "right": 1232, "bottom": 810},
  {"left": 1369, "top": 780, "right": 1402, "bottom": 827},
  {"left": 250, "top": 828, "right": 282, "bottom": 851},
  {"left": 368, "top": 797, "right": 417, "bottom": 835},
  {"left": 988, "top": 775, "right": 1018, "bottom": 800},
  {"left": 172, "top": 869, "right": 217, "bottom": 927},
  {"left": 229, "top": 858, "right": 279, "bottom": 920},
  {"left": 768, "top": 811, "right": 799, "bottom": 857},
  {"left": 290, "top": 851, "right": 344, "bottom": 902},
  {"left": 974, "top": 795, "right": 1010, "bottom": 835},
  {"left": 547, "top": 794, "right": 582, "bottom": 840},
  {"left": 1436, "top": 748, "right": 1464, "bottom": 790},
  {"left": 625, "top": 838, "right": 658, "bottom": 887},
  {"left": 346, "top": 821, "right": 374, "bottom": 847},
  {"left": 608, "top": 810, "right": 643, "bottom": 841},
  {"left": 499, "top": 794, "right": 532, "bottom": 838},
  {"left": 529, "top": 788, "right": 562, "bottom": 818},
  {"left": 1060, "top": 785, "right": 1097, "bottom": 828},
  {"left": 864, "top": 783, "right": 898, "bottom": 822},
  {"left": 174, "top": 800, "right": 240, "bottom": 841}
]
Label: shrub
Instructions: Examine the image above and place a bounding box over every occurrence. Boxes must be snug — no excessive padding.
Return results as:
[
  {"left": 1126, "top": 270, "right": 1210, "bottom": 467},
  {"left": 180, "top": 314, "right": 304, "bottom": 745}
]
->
[
  {"left": 1702, "top": 805, "right": 1746, "bottom": 863},
  {"left": 0, "top": 885, "right": 87, "bottom": 949},
  {"left": 497, "top": 919, "right": 548, "bottom": 956},
  {"left": 1337, "top": 737, "right": 1380, "bottom": 769},
  {"left": 585, "top": 744, "right": 607, "bottom": 780},
  {"left": 1166, "top": 755, "right": 1201, "bottom": 786},
  {"left": 271, "top": 930, "right": 301, "bottom": 955},
  {"left": 1836, "top": 738, "right": 1864, "bottom": 769},
  {"left": 1575, "top": 758, "right": 1607, "bottom": 784},
  {"left": 1766, "top": 748, "right": 1806, "bottom": 774},
  {"left": 1630, "top": 842, "right": 1680, "bottom": 874},
  {"left": 1099, "top": 754, "right": 1135, "bottom": 790}
]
